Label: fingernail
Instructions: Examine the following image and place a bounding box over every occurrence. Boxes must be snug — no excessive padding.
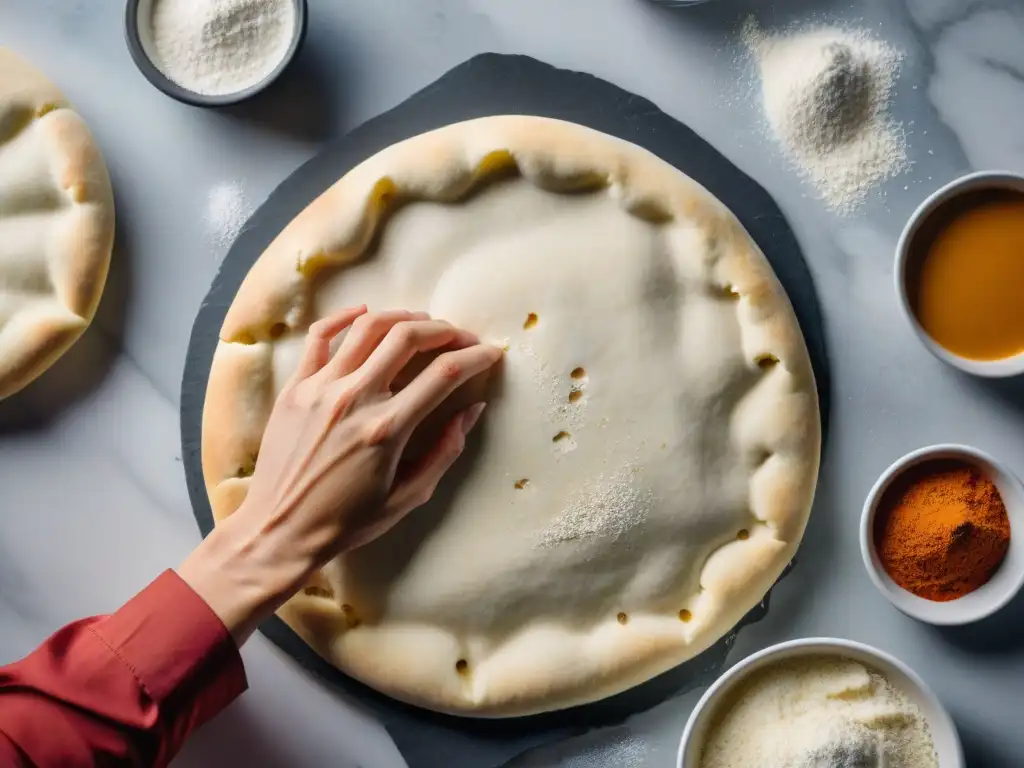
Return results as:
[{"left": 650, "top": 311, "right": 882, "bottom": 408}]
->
[{"left": 462, "top": 402, "right": 487, "bottom": 434}]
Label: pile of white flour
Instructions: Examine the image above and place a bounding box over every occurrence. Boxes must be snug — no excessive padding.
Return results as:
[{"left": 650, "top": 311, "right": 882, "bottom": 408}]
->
[
  {"left": 699, "top": 656, "right": 938, "bottom": 768},
  {"left": 743, "top": 20, "right": 908, "bottom": 213},
  {"left": 147, "top": 0, "right": 296, "bottom": 95}
]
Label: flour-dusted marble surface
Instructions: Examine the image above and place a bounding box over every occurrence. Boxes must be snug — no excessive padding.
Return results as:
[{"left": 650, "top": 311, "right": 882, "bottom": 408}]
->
[{"left": 2, "top": 0, "right": 1023, "bottom": 766}]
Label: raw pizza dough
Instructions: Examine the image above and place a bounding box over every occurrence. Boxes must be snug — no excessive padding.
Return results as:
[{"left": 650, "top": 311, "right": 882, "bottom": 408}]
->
[
  {"left": 202, "top": 116, "right": 820, "bottom": 716},
  {"left": 0, "top": 49, "right": 114, "bottom": 400}
]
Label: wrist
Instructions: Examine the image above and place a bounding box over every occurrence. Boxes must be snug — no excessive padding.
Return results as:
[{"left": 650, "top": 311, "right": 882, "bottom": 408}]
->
[{"left": 177, "top": 512, "right": 311, "bottom": 645}]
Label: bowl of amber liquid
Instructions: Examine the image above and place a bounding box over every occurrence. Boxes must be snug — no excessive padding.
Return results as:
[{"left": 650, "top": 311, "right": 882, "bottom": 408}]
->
[
  {"left": 861, "top": 444, "right": 1024, "bottom": 625},
  {"left": 896, "top": 171, "right": 1024, "bottom": 376}
]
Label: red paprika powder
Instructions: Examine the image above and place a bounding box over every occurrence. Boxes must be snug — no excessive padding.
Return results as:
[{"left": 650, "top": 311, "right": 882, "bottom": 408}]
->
[{"left": 873, "top": 458, "right": 1011, "bottom": 602}]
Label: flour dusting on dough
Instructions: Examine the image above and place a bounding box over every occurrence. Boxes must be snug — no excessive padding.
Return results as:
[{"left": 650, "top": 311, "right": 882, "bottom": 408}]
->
[
  {"left": 519, "top": 342, "right": 587, "bottom": 429},
  {"left": 537, "top": 465, "right": 653, "bottom": 548}
]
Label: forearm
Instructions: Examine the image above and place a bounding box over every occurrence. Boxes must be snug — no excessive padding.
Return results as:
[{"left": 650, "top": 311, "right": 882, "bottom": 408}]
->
[{"left": 176, "top": 505, "right": 318, "bottom": 646}]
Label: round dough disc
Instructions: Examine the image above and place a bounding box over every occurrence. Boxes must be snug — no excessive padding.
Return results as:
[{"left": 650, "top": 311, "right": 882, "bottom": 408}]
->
[
  {"left": 0, "top": 49, "right": 115, "bottom": 400},
  {"left": 202, "top": 116, "right": 820, "bottom": 717}
]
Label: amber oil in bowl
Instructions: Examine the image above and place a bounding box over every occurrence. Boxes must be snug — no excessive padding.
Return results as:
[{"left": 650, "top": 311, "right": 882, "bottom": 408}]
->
[{"left": 896, "top": 172, "right": 1024, "bottom": 376}]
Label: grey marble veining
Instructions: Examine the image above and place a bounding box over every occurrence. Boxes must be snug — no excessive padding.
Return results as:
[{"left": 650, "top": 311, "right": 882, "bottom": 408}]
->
[{"left": 2, "top": 1, "right": 1023, "bottom": 766}]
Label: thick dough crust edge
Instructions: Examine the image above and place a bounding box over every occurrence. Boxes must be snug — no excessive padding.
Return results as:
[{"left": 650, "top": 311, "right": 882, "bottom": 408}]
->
[
  {"left": 202, "top": 116, "right": 821, "bottom": 716},
  {"left": 0, "top": 49, "right": 115, "bottom": 400}
]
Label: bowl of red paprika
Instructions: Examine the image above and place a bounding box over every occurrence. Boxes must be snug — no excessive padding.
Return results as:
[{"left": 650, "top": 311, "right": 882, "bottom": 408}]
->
[{"left": 861, "top": 443, "right": 1024, "bottom": 625}]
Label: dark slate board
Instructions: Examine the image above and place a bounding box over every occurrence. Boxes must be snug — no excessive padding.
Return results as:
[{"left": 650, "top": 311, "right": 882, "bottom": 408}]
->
[{"left": 181, "top": 53, "right": 830, "bottom": 768}]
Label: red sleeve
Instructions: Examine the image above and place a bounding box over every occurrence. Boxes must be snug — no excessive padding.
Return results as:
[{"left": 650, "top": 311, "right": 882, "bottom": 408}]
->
[{"left": 0, "top": 569, "right": 247, "bottom": 767}]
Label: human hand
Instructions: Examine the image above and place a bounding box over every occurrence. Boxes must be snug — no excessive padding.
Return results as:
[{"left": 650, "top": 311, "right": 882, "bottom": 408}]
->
[{"left": 179, "top": 307, "right": 503, "bottom": 643}]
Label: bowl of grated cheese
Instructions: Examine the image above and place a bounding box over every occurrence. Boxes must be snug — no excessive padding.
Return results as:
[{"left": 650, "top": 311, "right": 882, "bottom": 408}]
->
[
  {"left": 124, "top": 0, "right": 308, "bottom": 107},
  {"left": 677, "top": 638, "right": 963, "bottom": 768}
]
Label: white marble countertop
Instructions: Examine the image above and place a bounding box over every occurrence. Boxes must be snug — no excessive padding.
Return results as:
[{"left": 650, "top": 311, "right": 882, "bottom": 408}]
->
[{"left": 2, "top": 0, "right": 1023, "bottom": 766}]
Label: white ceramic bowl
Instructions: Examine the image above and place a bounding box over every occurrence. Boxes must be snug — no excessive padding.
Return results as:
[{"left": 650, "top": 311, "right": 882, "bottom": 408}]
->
[
  {"left": 677, "top": 638, "right": 964, "bottom": 768},
  {"left": 894, "top": 170, "right": 1024, "bottom": 377},
  {"left": 861, "top": 444, "right": 1024, "bottom": 625}
]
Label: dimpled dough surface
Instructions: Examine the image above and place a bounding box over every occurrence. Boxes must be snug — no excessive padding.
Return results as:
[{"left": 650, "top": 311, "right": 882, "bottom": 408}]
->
[{"left": 202, "top": 116, "right": 820, "bottom": 716}]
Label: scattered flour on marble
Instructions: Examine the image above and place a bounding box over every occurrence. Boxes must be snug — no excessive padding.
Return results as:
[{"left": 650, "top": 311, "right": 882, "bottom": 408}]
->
[
  {"left": 204, "top": 180, "right": 251, "bottom": 256},
  {"left": 564, "top": 731, "right": 646, "bottom": 768},
  {"left": 742, "top": 18, "right": 909, "bottom": 213},
  {"left": 537, "top": 464, "right": 653, "bottom": 548}
]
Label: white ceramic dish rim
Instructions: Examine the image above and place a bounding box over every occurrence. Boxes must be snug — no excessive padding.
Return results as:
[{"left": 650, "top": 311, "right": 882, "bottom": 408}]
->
[
  {"left": 860, "top": 443, "right": 1024, "bottom": 625},
  {"left": 676, "top": 637, "right": 964, "bottom": 768},
  {"left": 894, "top": 170, "right": 1024, "bottom": 378}
]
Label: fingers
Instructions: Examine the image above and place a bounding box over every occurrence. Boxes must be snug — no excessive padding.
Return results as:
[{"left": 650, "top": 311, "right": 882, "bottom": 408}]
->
[
  {"left": 387, "top": 403, "right": 486, "bottom": 516},
  {"left": 390, "top": 344, "right": 503, "bottom": 434},
  {"left": 326, "top": 309, "right": 429, "bottom": 379},
  {"left": 292, "top": 306, "right": 367, "bottom": 382},
  {"left": 358, "top": 320, "right": 479, "bottom": 391}
]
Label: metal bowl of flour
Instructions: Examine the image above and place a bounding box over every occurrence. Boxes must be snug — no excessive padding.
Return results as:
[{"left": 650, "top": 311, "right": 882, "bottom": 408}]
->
[{"left": 124, "top": 0, "right": 308, "bottom": 107}]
